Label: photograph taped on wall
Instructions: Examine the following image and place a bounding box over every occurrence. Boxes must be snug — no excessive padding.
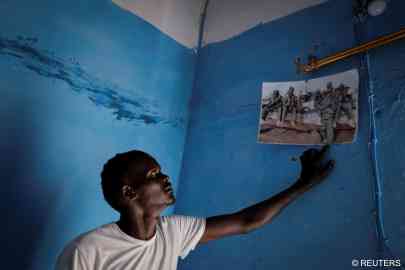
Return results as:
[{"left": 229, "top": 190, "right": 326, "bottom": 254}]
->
[{"left": 258, "top": 69, "right": 359, "bottom": 145}]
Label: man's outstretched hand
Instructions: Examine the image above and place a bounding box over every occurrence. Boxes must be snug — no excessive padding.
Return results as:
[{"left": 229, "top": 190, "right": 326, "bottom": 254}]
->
[
  {"left": 199, "top": 145, "right": 335, "bottom": 243},
  {"left": 293, "top": 145, "right": 335, "bottom": 192}
]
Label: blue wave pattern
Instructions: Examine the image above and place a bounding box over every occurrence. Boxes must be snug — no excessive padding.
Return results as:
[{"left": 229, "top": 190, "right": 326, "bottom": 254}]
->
[{"left": 0, "top": 36, "right": 184, "bottom": 127}]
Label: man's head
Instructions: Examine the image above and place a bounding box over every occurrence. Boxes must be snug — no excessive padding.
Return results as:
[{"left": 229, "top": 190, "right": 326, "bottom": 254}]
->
[
  {"left": 288, "top": 87, "right": 295, "bottom": 95},
  {"left": 101, "top": 150, "right": 175, "bottom": 215}
]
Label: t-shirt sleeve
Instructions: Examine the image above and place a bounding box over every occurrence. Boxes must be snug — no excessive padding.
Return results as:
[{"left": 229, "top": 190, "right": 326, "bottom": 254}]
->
[
  {"left": 55, "top": 242, "right": 89, "bottom": 270},
  {"left": 167, "top": 215, "right": 206, "bottom": 259}
]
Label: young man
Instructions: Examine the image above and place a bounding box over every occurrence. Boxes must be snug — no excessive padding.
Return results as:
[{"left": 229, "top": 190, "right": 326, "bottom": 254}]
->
[{"left": 56, "top": 146, "right": 334, "bottom": 270}]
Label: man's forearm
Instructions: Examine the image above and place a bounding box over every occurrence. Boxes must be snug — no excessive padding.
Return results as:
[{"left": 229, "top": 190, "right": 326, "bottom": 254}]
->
[
  {"left": 238, "top": 181, "right": 309, "bottom": 233},
  {"left": 200, "top": 147, "right": 333, "bottom": 243}
]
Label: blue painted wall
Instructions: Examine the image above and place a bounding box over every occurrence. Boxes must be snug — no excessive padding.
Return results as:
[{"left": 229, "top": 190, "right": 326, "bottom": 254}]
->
[
  {"left": 1, "top": 0, "right": 404, "bottom": 269},
  {"left": 175, "top": 0, "right": 396, "bottom": 269},
  {"left": 361, "top": 0, "right": 405, "bottom": 260},
  {"left": 0, "top": 0, "right": 196, "bottom": 269}
]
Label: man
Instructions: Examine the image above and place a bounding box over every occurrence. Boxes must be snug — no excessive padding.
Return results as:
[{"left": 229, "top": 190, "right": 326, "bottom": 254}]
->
[
  {"left": 56, "top": 146, "right": 334, "bottom": 270},
  {"left": 317, "top": 83, "right": 338, "bottom": 144},
  {"left": 335, "top": 84, "right": 355, "bottom": 126},
  {"left": 261, "top": 90, "right": 283, "bottom": 121},
  {"left": 281, "top": 86, "right": 299, "bottom": 125},
  {"left": 296, "top": 90, "right": 306, "bottom": 123}
]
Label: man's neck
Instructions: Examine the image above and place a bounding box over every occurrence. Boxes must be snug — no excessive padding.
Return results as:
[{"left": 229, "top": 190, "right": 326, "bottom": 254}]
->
[{"left": 117, "top": 210, "right": 159, "bottom": 241}]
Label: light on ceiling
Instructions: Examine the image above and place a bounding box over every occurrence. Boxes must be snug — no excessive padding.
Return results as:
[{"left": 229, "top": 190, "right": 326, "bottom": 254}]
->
[{"left": 367, "top": 0, "right": 387, "bottom": 16}]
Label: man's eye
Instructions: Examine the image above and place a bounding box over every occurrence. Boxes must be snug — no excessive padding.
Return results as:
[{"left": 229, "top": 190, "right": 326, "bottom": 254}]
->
[{"left": 149, "top": 171, "right": 159, "bottom": 178}]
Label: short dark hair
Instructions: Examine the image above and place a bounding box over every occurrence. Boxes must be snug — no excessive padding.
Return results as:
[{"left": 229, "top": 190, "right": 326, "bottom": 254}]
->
[{"left": 101, "top": 150, "right": 156, "bottom": 212}]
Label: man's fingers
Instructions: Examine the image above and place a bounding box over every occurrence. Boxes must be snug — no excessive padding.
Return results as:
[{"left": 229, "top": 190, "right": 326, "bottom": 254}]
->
[
  {"left": 316, "top": 145, "right": 330, "bottom": 163},
  {"left": 300, "top": 145, "right": 331, "bottom": 168},
  {"left": 320, "top": 159, "right": 335, "bottom": 178},
  {"left": 300, "top": 148, "right": 318, "bottom": 163}
]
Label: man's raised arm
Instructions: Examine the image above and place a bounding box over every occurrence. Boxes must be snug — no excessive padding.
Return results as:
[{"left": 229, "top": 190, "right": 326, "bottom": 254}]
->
[{"left": 199, "top": 146, "right": 335, "bottom": 243}]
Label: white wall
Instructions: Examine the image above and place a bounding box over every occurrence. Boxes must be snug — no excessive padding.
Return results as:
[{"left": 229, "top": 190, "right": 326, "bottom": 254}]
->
[
  {"left": 112, "top": 0, "right": 205, "bottom": 49},
  {"left": 203, "top": 0, "right": 326, "bottom": 45},
  {"left": 112, "top": 0, "right": 328, "bottom": 47}
]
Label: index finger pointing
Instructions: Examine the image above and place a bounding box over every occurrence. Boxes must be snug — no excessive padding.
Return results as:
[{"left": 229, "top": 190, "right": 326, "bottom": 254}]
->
[
  {"left": 316, "top": 144, "right": 330, "bottom": 162},
  {"left": 321, "top": 159, "right": 335, "bottom": 177}
]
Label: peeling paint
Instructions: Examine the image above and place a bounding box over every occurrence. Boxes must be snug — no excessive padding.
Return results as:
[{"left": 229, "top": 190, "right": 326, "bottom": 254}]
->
[{"left": 0, "top": 36, "right": 184, "bottom": 127}]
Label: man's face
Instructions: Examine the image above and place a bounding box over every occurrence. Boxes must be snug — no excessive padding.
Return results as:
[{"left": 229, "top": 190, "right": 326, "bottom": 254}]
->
[{"left": 126, "top": 157, "right": 176, "bottom": 212}]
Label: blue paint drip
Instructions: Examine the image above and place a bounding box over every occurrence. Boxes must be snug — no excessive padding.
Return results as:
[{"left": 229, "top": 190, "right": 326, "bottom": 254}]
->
[{"left": 0, "top": 36, "right": 184, "bottom": 127}]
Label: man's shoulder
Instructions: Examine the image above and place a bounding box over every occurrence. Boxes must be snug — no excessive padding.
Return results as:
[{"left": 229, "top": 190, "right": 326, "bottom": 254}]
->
[
  {"left": 66, "top": 222, "right": 116, "bottom": 252},
  {"left": 159, "top": 215, "right": 193, "bottom": 224},
  {"left": 158, "top": 215, "right": 206, "bottom": 231},
  {"left": 56, "top": 222, "right": 120, "bottom": 268}
]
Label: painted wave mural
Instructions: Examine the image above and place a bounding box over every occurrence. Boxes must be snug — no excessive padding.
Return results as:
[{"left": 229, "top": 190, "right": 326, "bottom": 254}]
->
[{"left": 0, "top": 36, "right": 184, "bottom": 127}]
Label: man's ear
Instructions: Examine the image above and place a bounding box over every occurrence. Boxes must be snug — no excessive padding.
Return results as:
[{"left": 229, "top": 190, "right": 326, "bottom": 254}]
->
[{"left": 121, "top": 185, "right": 138, "bottom": 200}]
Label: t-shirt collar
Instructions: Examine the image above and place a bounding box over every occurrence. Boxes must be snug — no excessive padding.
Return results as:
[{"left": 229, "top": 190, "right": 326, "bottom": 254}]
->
[{"left": 111, "top": 222, "right": 157, "bottom": 246}]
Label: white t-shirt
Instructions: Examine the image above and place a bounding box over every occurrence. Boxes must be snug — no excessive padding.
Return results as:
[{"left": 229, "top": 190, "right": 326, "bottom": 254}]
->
[{"left": 55, "top": 215, "right": 206, "bottom": 270}]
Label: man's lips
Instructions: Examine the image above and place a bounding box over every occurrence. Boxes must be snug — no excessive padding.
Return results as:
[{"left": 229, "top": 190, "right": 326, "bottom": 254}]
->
[{"left": 163, "top": 183, "right": 173, "bottom": 194}]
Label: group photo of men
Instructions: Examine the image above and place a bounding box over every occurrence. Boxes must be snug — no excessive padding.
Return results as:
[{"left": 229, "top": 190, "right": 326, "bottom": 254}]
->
[{"left": 258, "top": 69, "right": 358, "bottom": 145}]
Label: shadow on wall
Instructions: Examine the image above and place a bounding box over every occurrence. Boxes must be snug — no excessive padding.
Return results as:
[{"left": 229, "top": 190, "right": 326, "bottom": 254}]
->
[{"left": 0, "top": 100, "right": 58, "bottom": 269}]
